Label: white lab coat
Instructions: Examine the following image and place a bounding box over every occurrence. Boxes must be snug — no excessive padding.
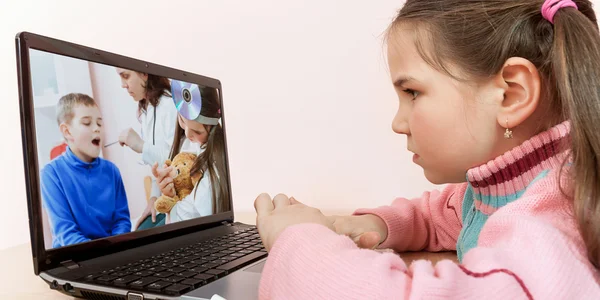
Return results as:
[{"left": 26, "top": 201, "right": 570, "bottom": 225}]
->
[
  {"left": 140, "top": 94, "right": 178, "bottom": 166},
  {"left": 138, "top": 95, "right": 178, "bottom": 199}
]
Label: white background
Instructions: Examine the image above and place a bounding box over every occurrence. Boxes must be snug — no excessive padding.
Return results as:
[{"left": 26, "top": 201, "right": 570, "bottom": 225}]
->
[{"left": 5, "top": 0, "right": 590, "bottom": 250}]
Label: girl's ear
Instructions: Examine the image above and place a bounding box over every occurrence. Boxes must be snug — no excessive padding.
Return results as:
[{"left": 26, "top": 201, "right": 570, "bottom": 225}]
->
[
  {"left": 59, "top": 123, "right": 73, "bottom": 142},
  {"left": 495, "top": 57, "right": 541, "bottom": 131}
]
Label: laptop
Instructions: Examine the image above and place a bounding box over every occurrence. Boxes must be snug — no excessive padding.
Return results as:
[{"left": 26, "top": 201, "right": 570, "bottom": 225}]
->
[{"left": 15, "top": 31, "right": 268, "bottom": 300}]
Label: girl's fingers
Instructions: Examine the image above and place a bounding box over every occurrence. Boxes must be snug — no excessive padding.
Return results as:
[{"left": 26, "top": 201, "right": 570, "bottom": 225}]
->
[
  {"left": 159, "top": 177, "right": 173, "bottom": 190},
  {"left": 151, "top": 163, "right": 159, "bottom": 177},
  {"left": 357, "top": 232, "right": 381, "bottom": 249}
]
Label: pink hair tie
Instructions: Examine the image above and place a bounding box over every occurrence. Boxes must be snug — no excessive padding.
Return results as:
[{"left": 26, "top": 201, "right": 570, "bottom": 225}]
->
[{"left": 541, "top": 0, "right": 578, "bottom": 24}]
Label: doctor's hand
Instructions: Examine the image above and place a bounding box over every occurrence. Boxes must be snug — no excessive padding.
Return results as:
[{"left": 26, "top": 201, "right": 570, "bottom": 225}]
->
[
  {"left": 134, "top": 197, "right": 157, "bottom": 230},
  {"left": 119, "top": 128, "right": 144, "bottom": 153},
  {"left": 254, "top": 193, "right": 335, "bottom": 252},
  {"left": 152, "top": 162, "right": 176, "bottom": 198}
]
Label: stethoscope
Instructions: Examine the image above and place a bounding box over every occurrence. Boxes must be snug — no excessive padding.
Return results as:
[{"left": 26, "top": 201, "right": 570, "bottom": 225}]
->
[{"left": 152, "top": 106, "right": 156, "bottom": 146}]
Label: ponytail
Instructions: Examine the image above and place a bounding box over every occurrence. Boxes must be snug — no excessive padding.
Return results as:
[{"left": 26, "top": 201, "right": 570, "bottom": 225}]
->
[{"left": 552, "top": 3, "right": 600, "bottom": 268}]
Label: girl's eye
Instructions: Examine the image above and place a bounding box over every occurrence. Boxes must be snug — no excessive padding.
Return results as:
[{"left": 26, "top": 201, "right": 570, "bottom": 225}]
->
[{"left": 403, "top": 89, "right": 419, "bottom": 100}]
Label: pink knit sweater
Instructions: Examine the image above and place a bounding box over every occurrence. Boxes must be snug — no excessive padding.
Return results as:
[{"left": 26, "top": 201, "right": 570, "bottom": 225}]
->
[{"left": 258, "top": 121, "right": 600, "bottom": 299}]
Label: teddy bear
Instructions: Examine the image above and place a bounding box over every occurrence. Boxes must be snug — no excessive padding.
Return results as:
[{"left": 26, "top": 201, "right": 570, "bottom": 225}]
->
[{"left": 154, "top": 152, "right": 201, "bottom": 214}]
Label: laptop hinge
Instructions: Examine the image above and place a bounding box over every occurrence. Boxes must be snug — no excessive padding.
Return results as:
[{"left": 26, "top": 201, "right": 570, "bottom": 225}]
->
[
  {"left": 60, "top": 259, "right": 80, "bottom": 270},
  {"left": 221, "top": 220, "right": 233, "bottom": 226}
]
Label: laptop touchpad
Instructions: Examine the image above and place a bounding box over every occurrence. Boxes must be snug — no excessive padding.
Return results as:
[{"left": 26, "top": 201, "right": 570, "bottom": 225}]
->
[{"left": 243, "top": 260, "right": 266, "bottom": 273}]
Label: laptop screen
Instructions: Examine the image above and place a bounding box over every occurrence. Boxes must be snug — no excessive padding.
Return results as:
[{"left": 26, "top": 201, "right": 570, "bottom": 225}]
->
[{"left": 28, "top": 48, "right": 231, "bottom": 250}]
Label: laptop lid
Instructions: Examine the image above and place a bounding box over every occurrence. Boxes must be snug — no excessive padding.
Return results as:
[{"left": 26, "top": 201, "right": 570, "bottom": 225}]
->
[{"left": 15, "top": 31, "right": 235, "bottom": 275}]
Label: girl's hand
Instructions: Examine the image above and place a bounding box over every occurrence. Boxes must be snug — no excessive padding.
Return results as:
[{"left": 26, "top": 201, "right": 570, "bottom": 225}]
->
[
  {"left": 151, "top": 162, "right": 175, "bottom": 198},
  {"left": 119, "top": 128, "right": 144, "bottom": 153},
  {"left": 327, "top": 214, "right": 388, "bottom": 249},
  {"left": 254, "top": 193, "right": 335, "bottom": 252}
]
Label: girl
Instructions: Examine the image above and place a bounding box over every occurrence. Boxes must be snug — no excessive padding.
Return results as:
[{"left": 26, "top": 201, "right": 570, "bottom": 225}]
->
[
  {"left": 115, "top": 68, "right": 178, "bottom": 230},
  {"left": 153, "top": 84, "right": 231, "bottom": 223},
  {"left": 254, "top": 0, "right": 600, "bottom": 299}
]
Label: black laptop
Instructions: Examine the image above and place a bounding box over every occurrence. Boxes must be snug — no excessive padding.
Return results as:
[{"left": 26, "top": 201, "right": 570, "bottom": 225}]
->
[{"left": 16, "top": 31, "right": 268, "bottom": 300}]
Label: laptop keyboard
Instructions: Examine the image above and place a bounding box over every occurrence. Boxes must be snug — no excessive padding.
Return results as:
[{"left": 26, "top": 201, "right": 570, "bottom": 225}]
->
[{"left": 80, "top": 226, "right": 267, "bottom": 296}]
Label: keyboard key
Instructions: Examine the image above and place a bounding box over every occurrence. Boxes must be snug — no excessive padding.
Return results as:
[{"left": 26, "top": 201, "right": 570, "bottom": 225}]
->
[
  {"left": 216, "top": 251, "right": 267, "bottom": 272},
  {"left": 239, "top": 250, "right": 254, "bottom": 254},
  {"left": 161, "top": 256, "right": 174, "bottom": 263},
  {"left": 166, "top": 267, "right": 186, "bottom": 273},
  {"left": 163, "top": 276, "right": 185, "bottom": 283},
  {"left": 222, "top": 255, "right": 239, "bottom": 262},
  {"left": 96, "top": 275, "right": 118, "bottom": 283},
  {"left": 113, "top": 275, "right": 141, "bottom": 287},
  {"left": 110, "top": 270, "right": 131, "bottom": 277},
  {"left": 194, "top": 273, "right": 216, "bottom": 282},
  {"left": 201, "top": 262, "right": 219, "bottom": 269},
  {"left": 172, "top": 258, "right": 192, "bottom": 265},
  {"left": 133, "top": 270, "right": 154, "bottom": 277},
  {"left": 148, "top": 266, "right": 167, "bottom": 273},
  {"left": 83, "top": 274, "right": 101, "bottom": 281},
  {"left": 129, "top": 276, "right": 160, "bottom": 288},
  {"left": 176, "top": 271, "right": 198, "bottom": 278},
  {"left": 210, "top": 259, "right": 229, "bottom": 265},
  {"left": 154, "top": 271, "right": 174, "bottom": 278},
  {"left": 189, "top": 259, "right": 208, "bottom": 265},
  {"left": 230, "top": 253, "right": 245, "bottom": 258},
  {"left": 164, "top": 283, "right": 192, "bottom": 295},
  {"left": 189, "top": 267, "right": 208, "bottom": 273},
  {"left": 162, "top": 262, "right": 178, "bottom": 268},
  {"left": 178, "top": 263, "right": 198, "bottom": 269},
  {"left": 204, "top": 269, "right": 227, "bottom": 278},
  {"left": 181, "top": 278, "right": 205, "bottom": 288},
  {"left": 147, "top": 281, "right": 172, "bottom": 292}
]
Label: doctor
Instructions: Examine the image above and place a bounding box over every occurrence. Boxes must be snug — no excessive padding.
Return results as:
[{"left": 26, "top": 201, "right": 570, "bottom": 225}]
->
[{"left": 116, "top": 68, "right": 178, "bottom": 230}]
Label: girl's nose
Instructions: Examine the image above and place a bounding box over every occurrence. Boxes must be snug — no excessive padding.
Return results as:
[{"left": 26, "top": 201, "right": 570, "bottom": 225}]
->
[{"left": 392, "top": 110, "right": 410, "bottom": 135}]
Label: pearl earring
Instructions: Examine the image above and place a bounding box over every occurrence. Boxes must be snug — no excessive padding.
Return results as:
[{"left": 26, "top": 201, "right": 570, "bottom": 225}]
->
[{"left": 504, "top": 118, "right": 513, "bottom": 139}]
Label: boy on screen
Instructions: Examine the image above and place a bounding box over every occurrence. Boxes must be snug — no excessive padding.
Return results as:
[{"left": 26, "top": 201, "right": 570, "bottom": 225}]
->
[{"left": 41, "top": 93, "right": 131, "bottom": 248}]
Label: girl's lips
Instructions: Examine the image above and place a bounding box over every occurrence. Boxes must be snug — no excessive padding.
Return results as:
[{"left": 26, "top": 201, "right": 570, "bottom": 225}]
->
[{"left": 413, "top": 153, "right": 420, "bottom": 162}]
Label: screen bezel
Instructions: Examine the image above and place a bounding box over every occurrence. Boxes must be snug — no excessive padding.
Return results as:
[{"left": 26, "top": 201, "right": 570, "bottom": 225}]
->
[{"left": 15, "top": 31, "right": 236, "bottom": 274}]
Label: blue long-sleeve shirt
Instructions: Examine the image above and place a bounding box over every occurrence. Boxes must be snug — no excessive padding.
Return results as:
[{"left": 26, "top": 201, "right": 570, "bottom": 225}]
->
[{"left": 41, "top": 146, "right": 131, "bottom": 248}]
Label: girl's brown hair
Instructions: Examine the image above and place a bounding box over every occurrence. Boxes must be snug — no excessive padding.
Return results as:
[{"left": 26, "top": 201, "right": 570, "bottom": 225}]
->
[
  {"left": 389, "top": 0, "right": 600, "bottom": 268},
  {"left": 169, "top": 87, "right": 231, "bottom": 215},
  {"left": 138, "top": 74, "right": 172, "bottom": 118}
]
